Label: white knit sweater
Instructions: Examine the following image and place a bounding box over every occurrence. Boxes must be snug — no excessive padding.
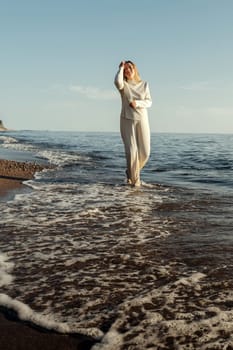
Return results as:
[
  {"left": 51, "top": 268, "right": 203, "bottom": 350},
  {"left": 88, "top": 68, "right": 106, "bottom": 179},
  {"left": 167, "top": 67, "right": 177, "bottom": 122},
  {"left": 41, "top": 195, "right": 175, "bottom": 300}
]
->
[{"left": 114, "top": 66, "right": 152, "bottom": 121}]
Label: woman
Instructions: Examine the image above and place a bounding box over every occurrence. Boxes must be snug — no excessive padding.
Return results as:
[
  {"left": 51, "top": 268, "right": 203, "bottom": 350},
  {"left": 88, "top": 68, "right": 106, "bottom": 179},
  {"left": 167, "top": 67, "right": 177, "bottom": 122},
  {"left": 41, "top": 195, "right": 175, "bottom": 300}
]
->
[{"left": 114, "top": 60, "right": 152, "bottom": 187}]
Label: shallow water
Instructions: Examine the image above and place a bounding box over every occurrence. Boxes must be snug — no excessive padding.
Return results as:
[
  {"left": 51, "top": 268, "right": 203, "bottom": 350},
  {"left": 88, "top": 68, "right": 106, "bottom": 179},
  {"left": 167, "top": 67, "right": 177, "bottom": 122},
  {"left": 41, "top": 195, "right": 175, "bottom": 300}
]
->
[{"left": 0, "top": 131, "right": 233, "bottom": 349}]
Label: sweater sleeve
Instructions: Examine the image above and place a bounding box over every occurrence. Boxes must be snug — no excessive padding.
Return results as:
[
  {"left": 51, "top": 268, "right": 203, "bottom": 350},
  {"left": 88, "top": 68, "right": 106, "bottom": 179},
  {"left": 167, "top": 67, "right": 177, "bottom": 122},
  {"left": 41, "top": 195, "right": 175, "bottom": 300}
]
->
[
  {"left": 114, "top": 66, "right": 124, "bottom": 90},
  {"left": 135, "top": 82, "right": 152, "bottom": 109}
]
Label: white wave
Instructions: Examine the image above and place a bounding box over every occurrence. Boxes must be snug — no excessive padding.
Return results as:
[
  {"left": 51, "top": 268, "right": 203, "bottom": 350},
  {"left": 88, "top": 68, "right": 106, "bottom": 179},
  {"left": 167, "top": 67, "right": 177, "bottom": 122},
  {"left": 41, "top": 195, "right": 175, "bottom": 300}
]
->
[
  {"left": 0, "top": 135, "right": 18, "bottom": 144},
  {"left": 0, "top": 180, "right": 173, "bottom": 344},
  {"left": 0, "top": 136, "right": 87, "bottom": 167},
  {"left": 37, "top": 149, "right": 90, "bottom": 166},
  {"left": 2, "top": 181, "right": 166, "bottom": 229},
  {"left": 0, "top": 138, "right": 35, "bottom": 153},
  {"left": 0, "top": 293, "right": 103, "bottom": 339}
]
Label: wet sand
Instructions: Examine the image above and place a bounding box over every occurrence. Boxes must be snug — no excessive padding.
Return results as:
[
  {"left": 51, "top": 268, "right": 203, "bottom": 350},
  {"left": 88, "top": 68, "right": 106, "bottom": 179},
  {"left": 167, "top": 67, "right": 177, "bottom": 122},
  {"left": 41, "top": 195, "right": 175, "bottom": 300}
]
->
[
  {"left": 0, "top": 159, "right": 97, "bottom": 350},
  {"left": 0, "top": 308, "right": 96, "bottom": 350},
  {"left": 0, "top": 177, "right": 23, "bottom": 199}
]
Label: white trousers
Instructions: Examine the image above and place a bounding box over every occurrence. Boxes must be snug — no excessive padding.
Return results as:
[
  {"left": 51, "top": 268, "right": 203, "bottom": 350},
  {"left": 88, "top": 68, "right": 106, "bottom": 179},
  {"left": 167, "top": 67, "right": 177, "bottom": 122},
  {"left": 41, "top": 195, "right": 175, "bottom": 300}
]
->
[{"left": 120, "top": 116, "right": 150, "bottom": 186}]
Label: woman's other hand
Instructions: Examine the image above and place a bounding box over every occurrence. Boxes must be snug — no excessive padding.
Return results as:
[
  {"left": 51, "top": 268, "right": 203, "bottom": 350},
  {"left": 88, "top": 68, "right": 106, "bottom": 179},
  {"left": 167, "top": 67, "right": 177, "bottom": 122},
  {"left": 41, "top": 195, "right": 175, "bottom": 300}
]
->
[{"left": 129, "top": 100, "right": 137, "bottom": 109}]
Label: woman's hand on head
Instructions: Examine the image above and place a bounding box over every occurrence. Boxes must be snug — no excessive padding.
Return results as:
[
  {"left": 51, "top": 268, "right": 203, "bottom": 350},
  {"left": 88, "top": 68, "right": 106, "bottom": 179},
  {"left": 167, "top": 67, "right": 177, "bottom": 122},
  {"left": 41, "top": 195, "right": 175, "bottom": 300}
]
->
[{"left": 119, "top": 61, "right": 125, "bottom": 68}]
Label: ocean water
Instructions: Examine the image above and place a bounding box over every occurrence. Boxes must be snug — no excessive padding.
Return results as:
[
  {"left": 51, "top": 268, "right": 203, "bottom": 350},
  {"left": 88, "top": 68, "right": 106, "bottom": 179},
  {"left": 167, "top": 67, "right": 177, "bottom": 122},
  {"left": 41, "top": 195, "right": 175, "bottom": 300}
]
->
[{"left": 0, "top": 130, "right": 233, "bottom": 349}]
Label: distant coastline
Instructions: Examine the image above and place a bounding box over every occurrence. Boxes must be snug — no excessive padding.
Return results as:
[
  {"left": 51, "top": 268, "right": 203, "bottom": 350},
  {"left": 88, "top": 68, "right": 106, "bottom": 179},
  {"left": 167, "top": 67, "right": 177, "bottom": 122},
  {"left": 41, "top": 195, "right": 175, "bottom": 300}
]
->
[{"left": 0, "top": 120, "right": 8, "bottom": 131}]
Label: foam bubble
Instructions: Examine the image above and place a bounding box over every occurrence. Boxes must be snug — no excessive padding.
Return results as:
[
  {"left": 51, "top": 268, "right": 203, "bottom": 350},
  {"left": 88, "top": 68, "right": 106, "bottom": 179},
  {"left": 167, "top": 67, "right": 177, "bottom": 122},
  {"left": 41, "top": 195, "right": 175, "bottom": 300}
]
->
[
  {"left": 93, "top": 272, "right": 233, "bottom": 349},
  {"left": 0, "top": 253, "right": 14, "bottom": 287}
]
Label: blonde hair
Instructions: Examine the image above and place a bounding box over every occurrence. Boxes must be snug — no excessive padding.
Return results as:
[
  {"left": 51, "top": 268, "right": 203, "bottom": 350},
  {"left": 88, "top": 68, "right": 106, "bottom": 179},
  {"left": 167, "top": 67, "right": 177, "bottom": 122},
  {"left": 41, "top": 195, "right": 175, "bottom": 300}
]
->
[{"left": 124, "top": 60, "right": 141, "bottom": 82}]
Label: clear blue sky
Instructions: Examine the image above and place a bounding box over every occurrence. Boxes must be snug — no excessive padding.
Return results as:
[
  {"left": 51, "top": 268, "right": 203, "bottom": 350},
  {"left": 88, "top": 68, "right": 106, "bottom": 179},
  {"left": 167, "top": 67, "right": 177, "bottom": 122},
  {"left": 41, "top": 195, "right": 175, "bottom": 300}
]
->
[{"left": 1, "top": 0, "right": 233, "bottom": 133}]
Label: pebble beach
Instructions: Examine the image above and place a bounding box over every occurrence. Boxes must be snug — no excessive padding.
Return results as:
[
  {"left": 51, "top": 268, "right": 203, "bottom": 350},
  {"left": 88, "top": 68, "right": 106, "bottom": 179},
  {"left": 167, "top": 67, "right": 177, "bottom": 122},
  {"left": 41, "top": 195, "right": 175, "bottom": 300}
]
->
[{"left": 0, "top": 159, "right": 45, "bottom": 198}]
